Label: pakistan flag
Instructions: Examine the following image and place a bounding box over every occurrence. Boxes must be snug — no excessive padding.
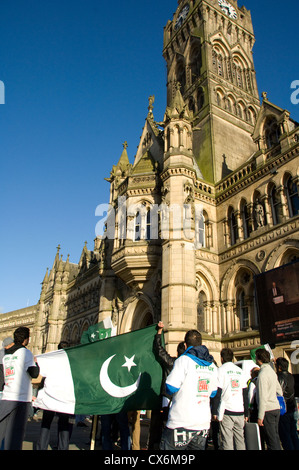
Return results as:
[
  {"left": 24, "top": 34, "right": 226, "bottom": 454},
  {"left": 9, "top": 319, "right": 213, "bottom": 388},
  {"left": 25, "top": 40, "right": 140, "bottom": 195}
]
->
[{"left": 35, "top": 325, "right": 163, "bottom": 416}]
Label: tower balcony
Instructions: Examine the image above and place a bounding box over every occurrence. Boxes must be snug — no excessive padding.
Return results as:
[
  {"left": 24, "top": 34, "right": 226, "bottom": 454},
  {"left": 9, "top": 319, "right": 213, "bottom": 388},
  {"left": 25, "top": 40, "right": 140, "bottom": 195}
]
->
[{"left": 111, "top": 240, "right": 161, "bottom": 288}]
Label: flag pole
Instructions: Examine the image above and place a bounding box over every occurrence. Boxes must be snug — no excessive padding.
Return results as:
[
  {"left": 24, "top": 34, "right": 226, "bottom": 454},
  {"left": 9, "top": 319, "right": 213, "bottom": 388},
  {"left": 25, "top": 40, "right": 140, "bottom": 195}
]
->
[{"left": 90, "top": 415, "right": 98, "bottom": 450}]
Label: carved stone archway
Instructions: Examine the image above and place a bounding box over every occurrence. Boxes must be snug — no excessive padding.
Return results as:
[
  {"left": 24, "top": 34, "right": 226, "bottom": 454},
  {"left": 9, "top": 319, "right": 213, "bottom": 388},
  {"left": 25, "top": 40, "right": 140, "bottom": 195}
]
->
[{"left": 119, "top": 294, "right": 154, "bottom": 334}]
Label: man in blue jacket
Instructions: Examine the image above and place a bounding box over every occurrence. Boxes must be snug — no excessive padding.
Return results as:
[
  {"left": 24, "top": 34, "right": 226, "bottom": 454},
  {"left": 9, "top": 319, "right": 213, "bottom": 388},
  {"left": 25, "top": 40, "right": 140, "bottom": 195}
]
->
[{"left": 160, "top": 329, "right": 217, "bottom": 451}]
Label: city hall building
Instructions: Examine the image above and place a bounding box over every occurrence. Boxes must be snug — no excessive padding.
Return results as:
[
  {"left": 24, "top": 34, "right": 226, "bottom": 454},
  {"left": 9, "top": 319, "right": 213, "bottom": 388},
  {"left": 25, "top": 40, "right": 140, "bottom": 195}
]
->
[{"left": 1, "top": 0, "right": 299, "bottom": 371}]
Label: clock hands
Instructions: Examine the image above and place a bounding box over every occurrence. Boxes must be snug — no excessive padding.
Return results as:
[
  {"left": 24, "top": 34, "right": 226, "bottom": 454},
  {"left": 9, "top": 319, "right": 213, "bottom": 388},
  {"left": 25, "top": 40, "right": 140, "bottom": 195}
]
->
[
  {"left": 218, "top": 0, "right": 237, "bottom": 19},
  {"left": 175, "top": 4, "right": 190, "bottom": 30}
]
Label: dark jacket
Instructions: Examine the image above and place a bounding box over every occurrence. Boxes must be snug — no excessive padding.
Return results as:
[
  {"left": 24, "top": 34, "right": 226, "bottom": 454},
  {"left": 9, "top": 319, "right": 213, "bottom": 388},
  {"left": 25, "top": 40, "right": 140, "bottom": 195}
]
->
[
  {"left": 154, "top": 333, "right": 176, "bottom": 400},
  {"left": 277, "top": 371, "right": 296, "bottom": 413}
]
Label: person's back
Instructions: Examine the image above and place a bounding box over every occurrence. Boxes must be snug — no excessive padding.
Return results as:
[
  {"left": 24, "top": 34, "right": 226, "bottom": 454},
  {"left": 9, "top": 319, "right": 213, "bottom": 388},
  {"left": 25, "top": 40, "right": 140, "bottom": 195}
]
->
[
  {"left": 166, "top": 346, "right": 218, "bottom": 431},
  {"left": 255, "top": 348, "right": 282, "bottom": 451},
  {"left": 160, "top": 329, "right": 218, "bottom": 451},
  {"left": 276, "top": 358, "right": 296, "bottom": 413},
  {"left": 216, "top": 361, "right": 248, "bottom": 421},
  {"left": 2, "top": 344, "right": 35, "bottom": 403},
  {"left": 212, "top": 348, "right": 248, "bottom": 451},
  {"left": 0, "top": 327, "right": 39, "bottom": 450},
  {"left": 256, "top": 362, "right": 281, "bottom": 417}
]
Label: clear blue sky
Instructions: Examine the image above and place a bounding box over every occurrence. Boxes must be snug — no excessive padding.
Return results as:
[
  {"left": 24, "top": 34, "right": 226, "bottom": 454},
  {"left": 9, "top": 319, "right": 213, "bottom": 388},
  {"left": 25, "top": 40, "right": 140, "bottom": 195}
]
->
[{"left": 1, "top": 0, "right": 298, "bottom": 313}]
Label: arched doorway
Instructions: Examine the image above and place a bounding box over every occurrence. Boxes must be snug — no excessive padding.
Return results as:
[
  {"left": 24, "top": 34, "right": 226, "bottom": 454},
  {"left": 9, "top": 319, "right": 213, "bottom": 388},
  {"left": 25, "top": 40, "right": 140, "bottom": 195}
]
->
[{"left": 119, "top": 295, "right": 154, "bottom": 334}]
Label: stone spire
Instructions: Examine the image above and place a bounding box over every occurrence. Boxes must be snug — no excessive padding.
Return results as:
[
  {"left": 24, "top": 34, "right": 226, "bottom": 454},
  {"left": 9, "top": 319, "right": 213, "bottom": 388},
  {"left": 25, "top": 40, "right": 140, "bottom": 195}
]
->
[{"left": 164, "top": 82, "right": 192, "bottom": 123}]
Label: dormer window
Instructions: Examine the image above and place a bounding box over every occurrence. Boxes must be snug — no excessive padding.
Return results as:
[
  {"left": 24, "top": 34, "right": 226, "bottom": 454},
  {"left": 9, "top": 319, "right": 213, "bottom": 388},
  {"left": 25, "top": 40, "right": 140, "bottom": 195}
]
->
[{"left": 264, "top": 117, "right": 281, "bottom": 149}]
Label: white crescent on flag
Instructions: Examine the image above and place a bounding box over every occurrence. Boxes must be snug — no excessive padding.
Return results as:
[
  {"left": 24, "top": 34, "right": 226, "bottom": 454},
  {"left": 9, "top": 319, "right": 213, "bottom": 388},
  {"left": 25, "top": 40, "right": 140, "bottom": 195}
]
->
[{"left": 99, "top": 354, "right": 141, "bottom": 398}]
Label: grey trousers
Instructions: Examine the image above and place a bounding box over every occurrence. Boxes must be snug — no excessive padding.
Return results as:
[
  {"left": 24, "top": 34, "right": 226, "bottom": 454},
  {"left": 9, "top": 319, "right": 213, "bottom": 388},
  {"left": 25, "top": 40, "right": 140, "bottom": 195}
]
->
[
  {"left": 0, "top": 400, "right": 31, "bottom": 450},
  {"left": 219, "top": 414, "right": 246, "bottom": 450}
]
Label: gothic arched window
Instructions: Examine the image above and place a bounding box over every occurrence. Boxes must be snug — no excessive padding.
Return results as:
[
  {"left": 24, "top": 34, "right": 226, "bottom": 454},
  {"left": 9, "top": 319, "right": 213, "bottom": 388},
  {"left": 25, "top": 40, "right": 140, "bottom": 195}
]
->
[
  {"left": 176, "top": 59, "right": 186, "bottom": 95},
  {"left": 217, "top": 54, "right": 223, "bottom": 76},
  {"left": 197, "top": 88, "right": 204, "bottom": 111},
  {"left": 285, "top": 176, "right": 299, "bottom": 218},
  {"left": 134, "top": 211, "right": 141, "bottom": 241},
  {"left": 188, "top": 96, "right": 196, "bottom": 114},
  {"left": 228, "top": 208, "right": 239, "bottom": 245},
  {"left": 269, "top": 185, "right": 282, "bottom": 225},
  {"left": 190, "top": 44, "right": 202, "bottom": 83},
  {"left": 264, "top": 117, "right": 281, "bottom": 149},
  {"left": 197, "top": 290, "right": 206, "bottom": 332},
  {"left": 236, "top": 65, "right": 243, "bottom": 88},
  {"left": 241, "top": 201, "right": 251, "bottom": 239},
  {"left": 197, "top": 212, "right": 206, "bottom": 248},
  {"left": 145, "top": 209, "right": 151, "bottom": 241}
]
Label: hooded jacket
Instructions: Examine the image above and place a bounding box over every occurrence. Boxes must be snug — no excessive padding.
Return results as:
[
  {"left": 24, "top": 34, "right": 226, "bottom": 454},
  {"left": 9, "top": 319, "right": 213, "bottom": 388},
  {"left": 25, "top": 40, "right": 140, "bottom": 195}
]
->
[
  {"left": 184, "top": 345, "right": 215, "bottom": 366},
  {"left": 164, "top": 344, "right": 218, "bottom": 431}
]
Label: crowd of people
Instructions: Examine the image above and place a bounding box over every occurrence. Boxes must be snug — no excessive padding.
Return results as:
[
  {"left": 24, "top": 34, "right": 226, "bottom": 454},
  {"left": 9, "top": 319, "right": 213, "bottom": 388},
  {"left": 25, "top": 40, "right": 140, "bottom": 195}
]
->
[
  {"left": 153, "top": 322, "right": 299, "bottom": 451},
  {"left": 0, "top": 324, "right": 298, "bottom": 451}
]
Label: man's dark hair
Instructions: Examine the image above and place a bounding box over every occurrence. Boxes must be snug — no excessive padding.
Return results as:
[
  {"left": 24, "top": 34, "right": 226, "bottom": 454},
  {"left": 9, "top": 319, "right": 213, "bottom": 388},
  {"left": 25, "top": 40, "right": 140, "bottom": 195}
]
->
[
  {"left": 276, "top": 357, "right": 289, "bottom": 372},
  {"left": 255, "top": 348, "right": 271, "bottom": 364},
  {"left": 58, "top": 341, "right": 69, "bottom": 350},
  {"left": 177, "top": 342, "right": 186, "bottom": 357},
  {"left": 14, "top": 327, "right": 30, "bottom": 345},
  {"left": 184, "top": 330, "right": 202, "bottom": 348},
  {"left": 221, "top": 348, "right": 234, "bottom": 363}
]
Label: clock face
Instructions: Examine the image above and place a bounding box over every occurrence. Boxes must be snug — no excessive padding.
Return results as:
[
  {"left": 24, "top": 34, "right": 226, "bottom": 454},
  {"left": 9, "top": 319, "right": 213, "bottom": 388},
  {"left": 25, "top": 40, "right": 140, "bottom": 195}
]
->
[
  {"left": 175, "top": 4, "right": 190, "bottom": 30},
  {"left": 218, "top": 0, "right": 237, "bottom": 19}
]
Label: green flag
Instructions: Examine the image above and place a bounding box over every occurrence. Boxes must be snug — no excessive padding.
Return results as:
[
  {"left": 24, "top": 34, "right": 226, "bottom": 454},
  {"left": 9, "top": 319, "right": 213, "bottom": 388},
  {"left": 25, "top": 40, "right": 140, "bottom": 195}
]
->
[
  {"left": 35, "top": 324, "right": 162, "bottom": 416},
  {"left": 250, "top": 343, "right": 274, "bottom": 363},
  {"left": 80, "top": 317, "right": 116, "bottom": 344}
]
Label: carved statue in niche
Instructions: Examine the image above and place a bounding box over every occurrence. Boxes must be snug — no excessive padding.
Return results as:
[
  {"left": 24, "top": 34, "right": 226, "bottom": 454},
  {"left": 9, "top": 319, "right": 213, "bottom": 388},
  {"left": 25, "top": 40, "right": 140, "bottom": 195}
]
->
[{"left": 254, "top": 201, "right": 265, "bottom": 228}]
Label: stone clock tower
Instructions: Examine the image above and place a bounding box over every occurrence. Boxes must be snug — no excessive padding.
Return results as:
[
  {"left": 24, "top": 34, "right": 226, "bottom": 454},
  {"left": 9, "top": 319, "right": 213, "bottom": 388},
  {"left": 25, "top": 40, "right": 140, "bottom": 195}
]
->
[
  {"left": 163, "top": 0, "right": 260, "bottom": 183},
  {"left": 1, "top": 0, "right": 298, "bottom": 372}
]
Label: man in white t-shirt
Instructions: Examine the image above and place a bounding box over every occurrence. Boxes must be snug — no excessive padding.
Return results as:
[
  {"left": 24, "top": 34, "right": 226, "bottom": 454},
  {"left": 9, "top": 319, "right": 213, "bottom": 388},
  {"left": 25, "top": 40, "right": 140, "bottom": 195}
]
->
[
  {"left": 212, "top": 348, "right": 248, "bottom": 450},
  {"left": 0, "top": 327, "right": 39, "bottom": 450},
  {"left": 160, "top": 330, "right": 218, "bottom": 451}
]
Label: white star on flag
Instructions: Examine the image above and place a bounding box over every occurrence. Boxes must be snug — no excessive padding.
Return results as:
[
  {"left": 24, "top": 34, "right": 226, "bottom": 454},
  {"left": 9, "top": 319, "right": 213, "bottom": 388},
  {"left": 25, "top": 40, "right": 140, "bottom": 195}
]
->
[{"left": 122, "top": 355, "right": 137, "bottom": 373}]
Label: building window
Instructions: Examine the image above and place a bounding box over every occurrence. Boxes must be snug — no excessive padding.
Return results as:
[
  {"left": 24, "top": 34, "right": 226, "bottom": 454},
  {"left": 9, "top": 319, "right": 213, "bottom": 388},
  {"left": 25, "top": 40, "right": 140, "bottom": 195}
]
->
[
  {"left": 229, "top": 209, "right": 239, "bottom": 245},
  {"left": 241, "top": 203, "right": 251, "bottom": 239},
  {"left": 197, "top": 213, "right": 206, "bottom": 248},
  {"left": 264, "top": 117, "right": 281, "bottom": 149},
  {"left": 236, "top": 66, "right": 243, "bottom": 88},
  {"left": 134, "top": 211, "right": 141, "bottom": 241},
  {"left": 145, "top": 209, "right": 151, "bottom": 241},
  {"left": 188, "top": 96, "right": 196, "bottom": 114},
  {"left": 197, "top": 88, "right": 204, "bottom": 111},
  {"left": 217, "top": 55, "right": 223, "bottom": 76},
  {"left": 176, "top": 60, "right": 186, "bottom": 95},
  {"left": 197, "top": 290, "right": 206, "bottom": 332},
  {"left": 190, "top": 45, "right": 202, "bottom": 83},
  {"left": 239, "top": 290, "right": 249, "bottom": 330},
  {"left": 286, "top": 177, "right": 299, "bottom": 218},
  {"left": 269, "top": 185, "right": 282, "bottom": 225}
]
